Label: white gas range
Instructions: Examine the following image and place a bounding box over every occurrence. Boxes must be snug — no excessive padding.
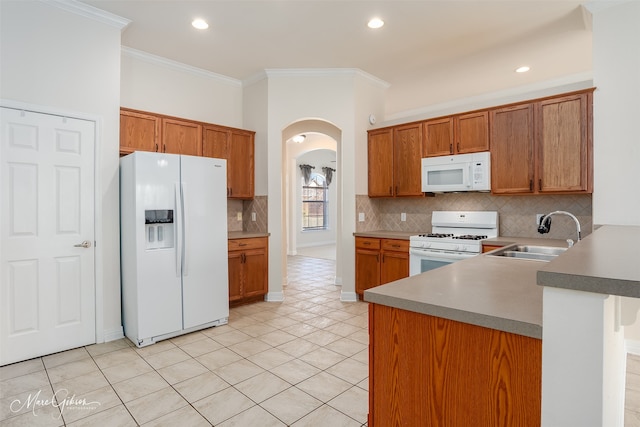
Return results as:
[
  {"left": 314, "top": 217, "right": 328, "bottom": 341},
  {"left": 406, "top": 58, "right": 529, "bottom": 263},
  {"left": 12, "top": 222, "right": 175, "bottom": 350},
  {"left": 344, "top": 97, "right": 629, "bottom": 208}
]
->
[{"left": 409, "top": 211, "right": 499, "bottom": 276}]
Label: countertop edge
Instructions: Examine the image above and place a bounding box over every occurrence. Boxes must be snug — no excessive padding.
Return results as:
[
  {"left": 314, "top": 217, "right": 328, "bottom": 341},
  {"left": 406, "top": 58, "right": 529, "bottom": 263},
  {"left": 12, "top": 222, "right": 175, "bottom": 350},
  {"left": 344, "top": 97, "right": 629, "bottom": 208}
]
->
[
  {"left": 537, "top": 270, "right": 640, "bottom": 298},
  {"left": 364, "top": 290, "right": 542, "bottom": 339},
  {"left": 228, "top": 231, "right": 270, "bottom": 239}
]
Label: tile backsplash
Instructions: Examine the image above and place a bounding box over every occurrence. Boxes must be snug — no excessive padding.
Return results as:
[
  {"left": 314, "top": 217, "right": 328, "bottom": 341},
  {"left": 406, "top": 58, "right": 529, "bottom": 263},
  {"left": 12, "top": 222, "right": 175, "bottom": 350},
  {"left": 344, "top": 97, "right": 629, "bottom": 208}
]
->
[
  {"left": 226, "top": 196, "right": 268, "bottom": 233},
  {"left": 356, "top": 193, "right": 592, "bottom": 241}
]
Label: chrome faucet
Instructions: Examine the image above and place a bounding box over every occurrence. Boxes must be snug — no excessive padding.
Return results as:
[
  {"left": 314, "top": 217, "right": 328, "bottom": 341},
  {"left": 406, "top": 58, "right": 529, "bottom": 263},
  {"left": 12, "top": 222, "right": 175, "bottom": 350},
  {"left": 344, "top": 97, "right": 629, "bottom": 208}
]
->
[{"left": 538, "top": 211, "right": 582, "bottom": 247}]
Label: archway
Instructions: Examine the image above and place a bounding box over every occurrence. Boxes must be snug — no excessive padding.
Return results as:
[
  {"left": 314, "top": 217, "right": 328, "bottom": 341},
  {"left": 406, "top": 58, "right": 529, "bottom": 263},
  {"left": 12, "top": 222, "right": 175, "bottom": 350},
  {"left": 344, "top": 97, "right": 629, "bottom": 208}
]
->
[{"left": 282, "top": 119, "right": 343, "bottom": 293}]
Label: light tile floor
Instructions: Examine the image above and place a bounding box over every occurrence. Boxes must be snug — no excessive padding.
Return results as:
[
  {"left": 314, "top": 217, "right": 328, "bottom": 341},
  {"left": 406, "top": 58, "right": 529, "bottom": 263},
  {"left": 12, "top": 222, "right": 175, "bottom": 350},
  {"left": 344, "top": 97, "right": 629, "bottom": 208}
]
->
[{"left": 0, "top": 256, "right": 368, "bottom": 426}]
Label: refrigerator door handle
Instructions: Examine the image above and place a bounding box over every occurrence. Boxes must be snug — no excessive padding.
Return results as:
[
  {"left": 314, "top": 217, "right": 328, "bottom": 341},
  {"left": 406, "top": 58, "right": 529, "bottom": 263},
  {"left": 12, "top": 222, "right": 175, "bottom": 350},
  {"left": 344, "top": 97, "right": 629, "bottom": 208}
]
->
[
  {"left": 175, "top": 183, "right": 182, "bottom": 278},
  {"left": 182, "top": 182, "right": 189, "bottom": 277}
]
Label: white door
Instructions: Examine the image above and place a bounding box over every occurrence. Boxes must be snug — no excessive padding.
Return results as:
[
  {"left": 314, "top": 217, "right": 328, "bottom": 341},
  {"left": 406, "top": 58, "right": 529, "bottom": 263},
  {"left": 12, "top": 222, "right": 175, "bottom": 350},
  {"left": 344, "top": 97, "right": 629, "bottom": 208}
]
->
[{"left": 0, "top": 107, "right": 95, "bottom": 366}]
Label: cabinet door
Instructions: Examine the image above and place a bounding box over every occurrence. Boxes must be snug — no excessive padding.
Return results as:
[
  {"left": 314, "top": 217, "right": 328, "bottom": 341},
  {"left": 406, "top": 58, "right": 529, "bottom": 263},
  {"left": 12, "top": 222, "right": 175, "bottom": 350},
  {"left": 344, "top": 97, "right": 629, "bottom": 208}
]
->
[
  {"left": 243, "top": 247, "right": 268, "bottom": 298},
  {"left": 356, "top": 249, "right": 381, "bottom": 295},
  {"left": 537, "top": 93, "right": 589, "bottom": 193},
  {"left": 227, "top": 130, "right": 255, "bottom": 199},
  {"left": 393, "top": 123, "right": 423, "bottom": 197},
  {"left": 162, "top": 118, "right": 202, "bottom": 155},
  {"left": 202, "top": 126, "right": 229, "bottom": 159},
  {"left": 228, "top": 251, "right": 243, "bottom": 302},
  {"left": 368, "top": 129, "right": 394, "bottom": 197},
  {"left": 490, "top": 104, "right": 535, "bottom": 194},
  {"left": 120, "top": 110, "right": 160, "bottom": 155},
  {"left": 381, "top": 251, "right": 409, "bottom": 285},
  {"left": 423, "top": 117, "right": 453, "bottom": 157},
  {"left": 456, "top": 111, "right": 489, "bottom": 154}
]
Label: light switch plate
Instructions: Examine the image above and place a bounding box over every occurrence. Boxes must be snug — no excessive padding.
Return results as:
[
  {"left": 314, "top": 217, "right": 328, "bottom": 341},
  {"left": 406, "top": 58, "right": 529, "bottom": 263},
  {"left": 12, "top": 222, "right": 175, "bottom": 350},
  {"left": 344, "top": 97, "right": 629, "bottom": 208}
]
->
[
  {"left": 251, "top": 212, "right": 257, "bottom": 222},
  {"left": 358, "top": 212, "right": 365, "bottom": 222},
  {"left": 401, "top": 213, "right": 407, "bottom": 222},
  {"left": 237, "top": 212, "right": 242, "bottom": 221}
]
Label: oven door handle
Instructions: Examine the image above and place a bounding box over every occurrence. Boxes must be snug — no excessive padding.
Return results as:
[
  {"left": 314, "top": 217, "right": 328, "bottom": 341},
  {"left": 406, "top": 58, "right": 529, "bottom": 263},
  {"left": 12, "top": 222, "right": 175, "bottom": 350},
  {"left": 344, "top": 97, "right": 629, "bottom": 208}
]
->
[{"left": 409, "top": 248, "right": 475, "bottom": 261}]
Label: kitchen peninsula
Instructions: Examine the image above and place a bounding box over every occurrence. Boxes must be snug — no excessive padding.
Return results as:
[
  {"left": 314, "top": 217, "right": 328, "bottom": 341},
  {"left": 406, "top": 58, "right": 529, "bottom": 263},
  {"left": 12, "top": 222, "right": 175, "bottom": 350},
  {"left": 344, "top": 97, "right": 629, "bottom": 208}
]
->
[{"left": 364, "top": 226, "right": 640, "bottom": 426}]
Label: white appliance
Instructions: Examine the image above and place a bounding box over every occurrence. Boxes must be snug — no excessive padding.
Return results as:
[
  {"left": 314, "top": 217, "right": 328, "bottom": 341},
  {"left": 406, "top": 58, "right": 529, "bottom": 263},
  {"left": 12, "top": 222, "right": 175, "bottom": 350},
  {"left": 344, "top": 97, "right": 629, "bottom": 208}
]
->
[
  {"left": 409, "top": 211, "right": 498, "bottom": 276},
  {"left": 421, "top": 151, "right": 491, "bottom": 193},
  {"left": 120, "top": 152, "right": 229, "bottom": 347}
]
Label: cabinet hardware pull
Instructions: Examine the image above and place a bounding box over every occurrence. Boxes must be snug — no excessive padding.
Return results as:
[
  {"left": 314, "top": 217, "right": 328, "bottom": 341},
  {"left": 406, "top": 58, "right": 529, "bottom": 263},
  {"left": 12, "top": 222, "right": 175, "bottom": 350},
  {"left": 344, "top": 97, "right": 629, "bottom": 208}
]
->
[
  {"left": 389, "top": 186, "right": 392, "bottom": 195},
  {"left": 529, "top": 179, "right": 533, "bottom": 191},
  {"left": 155, "top": 143, "right": 158, "bottom": 152},
  {"left": 163, "top": 143, "right": 166, "bottom": 152},
  {"left": 364, "top": 242, "right": 371, "bottom": 245},
  {"left": 239, "top": 243, "right": 247, "bottom": 247},
  {"left": 376, "top": 254, "right": 379, "bottom": 263},
  {"left": 457, "top": 142, "right": 460, "bottom": 152},
  {"left": 449, "top": 143, "right": 453, "bottom": 153},
  {"left": 539, "top": 179, "right": 542, "bottom": 190},
  {"left": 392, "top": 244, "right": 400, "bottom": 248},
  {"left": 229, "top": 188, "right": 233, "bottom": 196}
]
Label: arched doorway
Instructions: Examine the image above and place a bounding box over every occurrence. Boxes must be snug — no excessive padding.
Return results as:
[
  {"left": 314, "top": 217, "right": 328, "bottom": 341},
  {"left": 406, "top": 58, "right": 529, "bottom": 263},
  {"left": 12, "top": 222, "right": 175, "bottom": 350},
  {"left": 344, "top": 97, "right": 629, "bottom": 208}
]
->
[{"left": 281, "top": 120, "right": 343, "bottom": 294}]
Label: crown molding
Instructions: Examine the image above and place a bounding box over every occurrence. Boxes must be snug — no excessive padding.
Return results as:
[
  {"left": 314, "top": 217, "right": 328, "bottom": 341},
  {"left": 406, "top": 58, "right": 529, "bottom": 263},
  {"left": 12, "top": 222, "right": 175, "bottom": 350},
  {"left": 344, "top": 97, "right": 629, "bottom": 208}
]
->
[
  {"left": 41, "top": 0, "right": 130, "bottom": 30},
  {"left": 121, "top": 47, "right": 242, "bottom": 88},
  {"left": 256, "top": 68, "right": 390, "bottom": 89}
]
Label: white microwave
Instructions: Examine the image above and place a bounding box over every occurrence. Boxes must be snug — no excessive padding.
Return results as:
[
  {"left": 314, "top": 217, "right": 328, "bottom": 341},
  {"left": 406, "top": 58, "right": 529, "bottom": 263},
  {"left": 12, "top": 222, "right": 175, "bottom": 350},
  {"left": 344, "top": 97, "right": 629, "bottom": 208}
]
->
[{"left": 421, "top": 151, "right": 491, "bottom": 193}]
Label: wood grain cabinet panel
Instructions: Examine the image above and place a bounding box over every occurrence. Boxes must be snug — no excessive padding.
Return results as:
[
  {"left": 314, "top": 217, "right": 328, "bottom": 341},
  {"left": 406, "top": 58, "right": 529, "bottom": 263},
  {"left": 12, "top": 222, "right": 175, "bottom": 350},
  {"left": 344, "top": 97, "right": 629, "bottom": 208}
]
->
[
  {"left": 456, "top": 111, "right": 489, "bottom": 154},
  {"left": 162, "top": 118, "right": 202, "bottom": 156},
  {"left": 423, "top": 117, "right": 454, "bottom": 157},
  {"left": 369, "top": 304, "right": 542, "bottom": 426},
  {"left": 227, "top": 237, "right": 268, "bottom": 306},
  {"left": 537, "top": 92, "right": 590, "bottom": 193},
  {"left": 490, "top": 103, "right": 535, "bottom": 194},
  {"left": 203, "top": 125, "right": 255, "bottom": 199},
  {"left": 355, "top": 237, "right": 408, "bottom": 298},
  {"left": 367, "top": 129, "right": 394, "bottom": 197},
  {"left": 119, "top": 109, "right": 161, "bottom": 155}
]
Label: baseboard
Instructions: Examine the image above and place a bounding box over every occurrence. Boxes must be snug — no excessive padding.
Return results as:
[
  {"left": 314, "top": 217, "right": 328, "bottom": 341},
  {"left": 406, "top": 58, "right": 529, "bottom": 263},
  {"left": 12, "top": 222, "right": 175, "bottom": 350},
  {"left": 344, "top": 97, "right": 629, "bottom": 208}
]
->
[
  {"left": 626, "top": 339, "right": 640, "bottom": 355},
  {"left": 340, "top": 291, "right": 357, "bottom": 302},
  {"left": 297, "top": 241, "right": 336, "bottom": 249},
  {"left": 266, "top": 291, "right": 284, "bottom": 302},
  {"left": 103, "top": 326, "right": 125, "bottom": 343}
]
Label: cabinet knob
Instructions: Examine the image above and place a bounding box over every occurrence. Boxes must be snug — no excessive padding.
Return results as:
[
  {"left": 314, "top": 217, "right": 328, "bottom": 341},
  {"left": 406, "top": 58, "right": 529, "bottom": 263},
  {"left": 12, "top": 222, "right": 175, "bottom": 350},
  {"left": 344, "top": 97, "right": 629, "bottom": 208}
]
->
[
  {"left": 529, "top": 179, "right": 533, "bottom": 191},
  {"left": 539, "top": 179, "right": 542, "bottom": 190},
  {"left": 449, "top": 143, "right": 453, "bottom": 153}
]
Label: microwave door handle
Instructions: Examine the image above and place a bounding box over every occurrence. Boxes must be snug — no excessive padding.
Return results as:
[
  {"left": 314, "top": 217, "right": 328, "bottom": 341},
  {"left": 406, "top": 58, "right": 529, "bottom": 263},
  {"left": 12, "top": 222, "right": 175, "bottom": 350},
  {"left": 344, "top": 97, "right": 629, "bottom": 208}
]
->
[{"left": 467, "top": 163, "right": 472, "bottom": 188}]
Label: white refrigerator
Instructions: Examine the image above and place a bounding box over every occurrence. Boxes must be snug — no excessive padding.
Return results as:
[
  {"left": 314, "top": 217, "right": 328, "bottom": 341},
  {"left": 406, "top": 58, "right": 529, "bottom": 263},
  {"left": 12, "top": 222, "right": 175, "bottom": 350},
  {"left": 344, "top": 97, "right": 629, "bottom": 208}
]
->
[{"left": 120, "top": 151, "right": 229, "bottom": 347}]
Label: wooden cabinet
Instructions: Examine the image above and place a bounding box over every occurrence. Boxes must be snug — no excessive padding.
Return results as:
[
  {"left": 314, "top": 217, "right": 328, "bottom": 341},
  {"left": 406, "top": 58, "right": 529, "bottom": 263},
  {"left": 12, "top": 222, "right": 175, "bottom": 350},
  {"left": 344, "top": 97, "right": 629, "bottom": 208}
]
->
[
  {"left": 491, "top": 90, "right": 593, "bottom": 195},
  {"left": 490, "top": 103, "right": 535, "bottom": 194},
  {"left": 119, "top": 108, "right": 255, "bottom": 199},
  {"left": 162, "top": 118, "right": 202, "bottom": 156},
  {"left": 120, "top": 109, "right": 161, "bottom": 155},
  {"left": 228, "top": 237, "right": 268, "bottom": 306},
  {"left": 367, "top": 123, "right": 422, "bottom": 197},
  {"left": 369, "top": 304, "right": 542, "bottom": 426},
  {"left": 355, "top": 237, "right": 409, "bottom": 297},
  {"left": 423, "top": 111, "right": 489, "bottom": 157},
  {"left": 482, "top": 243, "right": 503, "bottom": 253},
  {"left": 203, "top": 125, "right": 255, "bottom": 199},
  {"left": 536, "top": 92, "right": 590, "bottom": 193}
]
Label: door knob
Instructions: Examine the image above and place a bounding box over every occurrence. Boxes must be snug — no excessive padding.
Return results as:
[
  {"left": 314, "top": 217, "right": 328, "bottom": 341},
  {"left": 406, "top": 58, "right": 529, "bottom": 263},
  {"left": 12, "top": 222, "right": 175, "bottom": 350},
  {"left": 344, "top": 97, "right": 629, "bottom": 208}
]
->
[{"left": 74, "top": 240, "right": 92, "bottom": 248}]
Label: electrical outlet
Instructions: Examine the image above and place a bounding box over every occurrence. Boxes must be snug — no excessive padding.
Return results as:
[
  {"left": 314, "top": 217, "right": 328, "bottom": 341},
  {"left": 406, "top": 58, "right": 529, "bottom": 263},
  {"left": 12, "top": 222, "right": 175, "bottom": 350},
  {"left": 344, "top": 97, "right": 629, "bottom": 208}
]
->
[
  {"left": 237, "top": 212, "right": 242, "bottom": 221},
  {"left": 358, "top": 212, "right": 365, "bottom": 222},
  {"left": 536, "top": 214, "right": 544, "bottom": 225},
  {"left": 251, "top": 212, "right": 256, "bottom": 222},
  {"left": 401, "top": 212, "right": 407, "bottom": 222}
]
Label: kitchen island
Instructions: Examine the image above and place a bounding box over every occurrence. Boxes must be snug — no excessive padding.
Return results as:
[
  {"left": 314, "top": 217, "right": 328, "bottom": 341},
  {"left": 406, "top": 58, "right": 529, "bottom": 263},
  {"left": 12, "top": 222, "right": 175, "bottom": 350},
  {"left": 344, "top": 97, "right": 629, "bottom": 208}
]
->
[{"left": 364, "top": 226, "right": 640, "bottom": 427}]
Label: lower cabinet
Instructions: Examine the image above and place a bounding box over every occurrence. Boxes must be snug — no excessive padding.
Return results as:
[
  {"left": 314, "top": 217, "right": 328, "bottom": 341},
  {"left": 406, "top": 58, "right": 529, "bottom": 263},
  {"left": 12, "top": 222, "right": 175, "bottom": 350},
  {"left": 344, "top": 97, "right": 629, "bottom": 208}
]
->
[
  {"left": 355, "top": 237, "right": 409, "bottom": 297},
  {"left": 228, "top": 237, "right": 268, "bottom": 306},
  {"left": 368, "top": 304, "right": 542, "bottom": 426}
]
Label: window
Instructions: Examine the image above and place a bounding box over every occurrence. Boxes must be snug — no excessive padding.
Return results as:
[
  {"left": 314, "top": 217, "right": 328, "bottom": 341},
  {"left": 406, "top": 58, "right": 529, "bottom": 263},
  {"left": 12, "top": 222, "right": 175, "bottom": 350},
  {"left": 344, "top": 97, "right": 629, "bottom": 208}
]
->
[{"left": 302, "top": 174, "right": 327, "bottom": 230}]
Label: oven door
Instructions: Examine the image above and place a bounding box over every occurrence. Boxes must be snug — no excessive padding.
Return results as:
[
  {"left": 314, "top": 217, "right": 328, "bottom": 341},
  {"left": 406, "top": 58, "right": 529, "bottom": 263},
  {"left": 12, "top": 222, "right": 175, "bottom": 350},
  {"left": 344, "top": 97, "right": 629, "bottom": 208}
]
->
[{"left": 409, "top": 248, "right": 475, "bottom": 276}]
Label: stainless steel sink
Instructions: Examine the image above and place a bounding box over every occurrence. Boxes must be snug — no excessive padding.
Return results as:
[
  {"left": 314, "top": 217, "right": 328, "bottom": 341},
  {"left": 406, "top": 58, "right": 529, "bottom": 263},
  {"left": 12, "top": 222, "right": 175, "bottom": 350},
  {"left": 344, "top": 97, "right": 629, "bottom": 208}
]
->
[{"left": 489, "top": 245, "right": 567, "bottom": 261}]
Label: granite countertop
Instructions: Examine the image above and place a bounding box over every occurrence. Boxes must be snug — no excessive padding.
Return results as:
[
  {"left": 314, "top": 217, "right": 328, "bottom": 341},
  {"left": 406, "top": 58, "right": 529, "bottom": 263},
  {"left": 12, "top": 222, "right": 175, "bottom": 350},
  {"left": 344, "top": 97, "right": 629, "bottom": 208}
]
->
[
  {"left": 537, "top": 225, "right": 640, "bottom": 298},
  {"left": 228, "top": 231, "right": 270, "bottom": 239}
]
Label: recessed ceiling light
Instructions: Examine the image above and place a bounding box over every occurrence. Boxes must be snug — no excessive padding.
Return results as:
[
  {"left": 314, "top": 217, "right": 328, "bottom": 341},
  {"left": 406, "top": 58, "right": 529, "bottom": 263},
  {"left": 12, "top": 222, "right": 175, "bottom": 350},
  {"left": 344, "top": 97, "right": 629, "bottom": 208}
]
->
[
  {"left": 515, "top": 66, "right": 531, "bottom": 73},
  {"left": 192, "top": 19, "right": 209, "bottom": 30},
  {"left": 368, "top": 18, "right": 384, "bottom": 29},
  {"left": 292, "top": 134, "right": 306, "bottom": 144}
]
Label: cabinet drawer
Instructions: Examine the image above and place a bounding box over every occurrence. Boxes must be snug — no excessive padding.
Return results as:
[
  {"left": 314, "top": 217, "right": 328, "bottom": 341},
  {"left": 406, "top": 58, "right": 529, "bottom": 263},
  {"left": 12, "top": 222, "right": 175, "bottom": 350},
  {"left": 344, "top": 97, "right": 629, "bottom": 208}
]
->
[
  {"left": 381, "top": 239, "right": 409, "bottom": 252},
  {"left": 356, "top": 237, "right": 381, "bottom": 250},
  {"left": 228, "top": 237, "right": 267, "bottom": 252}
]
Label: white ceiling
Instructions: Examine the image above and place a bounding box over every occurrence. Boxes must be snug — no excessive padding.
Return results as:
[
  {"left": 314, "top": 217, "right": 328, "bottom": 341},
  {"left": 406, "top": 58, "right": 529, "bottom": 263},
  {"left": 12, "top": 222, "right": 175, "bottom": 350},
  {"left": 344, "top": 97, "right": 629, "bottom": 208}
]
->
[{"left": 81, "top": 0, "right": 593, "bottom": 117}]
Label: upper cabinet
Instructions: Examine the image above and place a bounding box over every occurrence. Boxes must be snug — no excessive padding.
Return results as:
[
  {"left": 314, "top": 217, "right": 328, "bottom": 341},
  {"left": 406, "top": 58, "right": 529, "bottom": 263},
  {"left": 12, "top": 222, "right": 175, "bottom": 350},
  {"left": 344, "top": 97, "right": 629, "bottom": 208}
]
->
[
  {"left": 423, "top": 111, "right": 489, "bottom": 157},
  {"left": 162, "top": 118, "right": 202, "bottom": 156},
  {"left": 368, "top": 123, "right": 423, "bottom": 197},
  {"left": 120, "top": 110, "right": 161, "bottom": 155},
  {"left": 491, "top": 90, "right": 593, "bottom": 195},
  {"left": 119, "top": 108, "right": 255, "bottom": 199},
  {"left": 203, "top": 125, "right": 255, "bottom": 199}
]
